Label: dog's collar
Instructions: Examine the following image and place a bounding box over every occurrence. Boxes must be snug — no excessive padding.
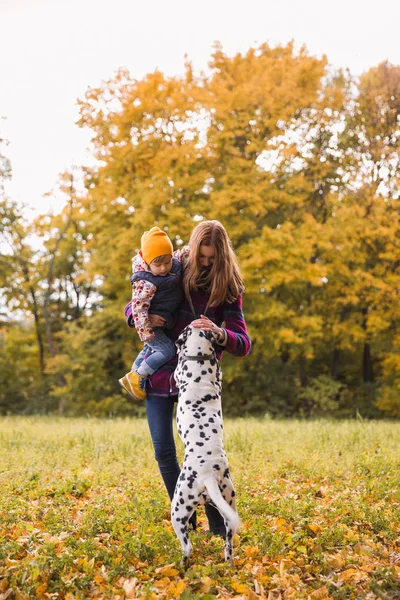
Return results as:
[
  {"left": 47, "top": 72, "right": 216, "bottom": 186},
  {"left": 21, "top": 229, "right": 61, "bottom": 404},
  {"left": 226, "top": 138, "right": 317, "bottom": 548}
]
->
[{"left": 182, "top": 353, "right": 215, "bottom": 361}]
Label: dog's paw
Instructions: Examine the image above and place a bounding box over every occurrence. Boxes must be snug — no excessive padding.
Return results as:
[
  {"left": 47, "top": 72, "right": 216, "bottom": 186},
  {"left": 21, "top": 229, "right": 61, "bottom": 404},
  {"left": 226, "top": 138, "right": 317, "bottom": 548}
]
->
[{"left": 180, "top": 555, "right": 191, "bottom": 570}]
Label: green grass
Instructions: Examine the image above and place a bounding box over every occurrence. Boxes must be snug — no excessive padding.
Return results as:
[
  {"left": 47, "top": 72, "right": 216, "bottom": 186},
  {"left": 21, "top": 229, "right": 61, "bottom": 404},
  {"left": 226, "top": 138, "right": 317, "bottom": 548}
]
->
[{"left": 0, "top": 417, "right": 399, "bottom": 599}]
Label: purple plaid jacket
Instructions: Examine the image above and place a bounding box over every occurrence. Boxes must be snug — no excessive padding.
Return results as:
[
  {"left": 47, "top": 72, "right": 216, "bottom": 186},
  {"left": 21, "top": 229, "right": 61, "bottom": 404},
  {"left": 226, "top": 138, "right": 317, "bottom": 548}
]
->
[{"left": 124, "top": 287, "right": 251, "bottom": 397}]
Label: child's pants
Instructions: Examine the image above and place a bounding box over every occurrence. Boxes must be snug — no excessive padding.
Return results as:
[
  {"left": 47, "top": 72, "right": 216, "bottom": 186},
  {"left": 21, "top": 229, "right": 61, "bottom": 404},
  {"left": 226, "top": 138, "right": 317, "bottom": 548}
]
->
[{"left": 133, "top": 327, "right": 176, "bottom": 376}]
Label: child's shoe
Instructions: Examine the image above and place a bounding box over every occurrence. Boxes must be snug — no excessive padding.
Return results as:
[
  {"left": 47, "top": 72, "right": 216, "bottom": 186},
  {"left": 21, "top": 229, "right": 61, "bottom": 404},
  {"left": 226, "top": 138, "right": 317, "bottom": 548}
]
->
[{"left": 119, "top": 371, "right": 147, "bottom": 401}]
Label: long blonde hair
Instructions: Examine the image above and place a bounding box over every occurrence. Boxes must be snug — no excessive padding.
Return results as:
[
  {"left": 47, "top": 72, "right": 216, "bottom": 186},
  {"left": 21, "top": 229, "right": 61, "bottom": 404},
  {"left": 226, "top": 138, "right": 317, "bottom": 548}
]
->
[{"left": 183, "top": 220, "right": 244, "bottom": 306}]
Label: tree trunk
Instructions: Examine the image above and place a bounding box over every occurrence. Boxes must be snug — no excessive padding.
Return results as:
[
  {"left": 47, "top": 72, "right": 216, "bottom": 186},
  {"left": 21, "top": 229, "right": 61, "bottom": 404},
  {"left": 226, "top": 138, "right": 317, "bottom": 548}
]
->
[
  {"left": 331, "top": 308, "right": 348, "bottom": 380},
  {"left": 331, "top": 346, "right": 340, "bottom": 380},
  {"left": 43, "top": 176, "right": 74, "bottom": 414},
  {"left": 29, "top": 286, "right": 45, "bottom": 378},
  {"left": 299, "top": 352, "right": 308, "bottom": 387},
  {"left": 361, "top": 306, "right": 374, "bottom": 383},
  {"left": 362, "top": 342, "right": 374, "bottom": 383},
  {"left": 19, "top": 255, "right": 46, "bottom": 380}
]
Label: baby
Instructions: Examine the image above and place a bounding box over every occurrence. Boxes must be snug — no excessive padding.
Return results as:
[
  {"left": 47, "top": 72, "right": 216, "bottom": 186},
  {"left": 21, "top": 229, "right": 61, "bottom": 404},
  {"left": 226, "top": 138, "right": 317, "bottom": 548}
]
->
[{"left": 119, "top": 227, "right": 182, "bottom": 400}]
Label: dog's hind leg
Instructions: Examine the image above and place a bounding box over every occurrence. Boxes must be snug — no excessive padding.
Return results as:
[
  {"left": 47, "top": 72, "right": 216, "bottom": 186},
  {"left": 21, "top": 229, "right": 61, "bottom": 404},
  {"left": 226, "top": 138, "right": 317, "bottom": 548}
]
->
[
  {"left": 171, "top": 497, "right": 199, "bottom": 562},
  {"left": 221, "top": 479, "right": 239, "bottom": 565},
  {"left": 223, "top": 517, "right": 236, "bottom": 565}
]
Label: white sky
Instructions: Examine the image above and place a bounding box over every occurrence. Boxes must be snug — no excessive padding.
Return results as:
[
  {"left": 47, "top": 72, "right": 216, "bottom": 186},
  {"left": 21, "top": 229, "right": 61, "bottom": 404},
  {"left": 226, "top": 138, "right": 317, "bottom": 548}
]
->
[{"left": 1, "top": 0, "right": 400, "bottom": 218}]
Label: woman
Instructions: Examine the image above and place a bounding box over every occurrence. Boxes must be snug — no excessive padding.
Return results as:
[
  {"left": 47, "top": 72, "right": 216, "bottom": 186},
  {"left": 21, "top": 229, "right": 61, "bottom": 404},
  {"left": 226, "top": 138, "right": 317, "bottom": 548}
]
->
[{"left": 125, "top": 220, "right": 251, "bottom": 536}]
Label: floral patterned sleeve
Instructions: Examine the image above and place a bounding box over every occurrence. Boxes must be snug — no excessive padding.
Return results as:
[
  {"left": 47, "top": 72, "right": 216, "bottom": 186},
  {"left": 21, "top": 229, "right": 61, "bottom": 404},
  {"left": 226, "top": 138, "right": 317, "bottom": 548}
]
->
[
  {"left": 173, "top": 245, "right": 190, "bottom": 262},
  {"left": 131, "top": 280, "right": 157, "bottom": 342}
]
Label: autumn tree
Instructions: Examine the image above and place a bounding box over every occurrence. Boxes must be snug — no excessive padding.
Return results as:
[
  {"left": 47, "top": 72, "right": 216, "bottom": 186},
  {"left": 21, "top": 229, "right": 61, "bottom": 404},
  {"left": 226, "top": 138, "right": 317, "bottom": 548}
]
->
[{"left": 1, "top": 48, "right": 399, "bottom": 417}]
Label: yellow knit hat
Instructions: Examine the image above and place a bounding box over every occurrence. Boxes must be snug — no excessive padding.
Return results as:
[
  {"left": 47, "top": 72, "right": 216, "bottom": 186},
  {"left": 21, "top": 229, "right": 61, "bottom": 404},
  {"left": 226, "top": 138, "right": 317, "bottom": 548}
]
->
[{"left": 141, "top": 226, "right": 173, "bottom": 264}]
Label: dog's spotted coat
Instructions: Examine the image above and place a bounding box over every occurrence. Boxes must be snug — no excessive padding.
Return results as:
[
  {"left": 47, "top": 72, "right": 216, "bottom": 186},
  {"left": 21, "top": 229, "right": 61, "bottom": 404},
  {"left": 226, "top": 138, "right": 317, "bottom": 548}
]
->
[{"left": 171, "top": 325, "right": 240, "bottom": 564}]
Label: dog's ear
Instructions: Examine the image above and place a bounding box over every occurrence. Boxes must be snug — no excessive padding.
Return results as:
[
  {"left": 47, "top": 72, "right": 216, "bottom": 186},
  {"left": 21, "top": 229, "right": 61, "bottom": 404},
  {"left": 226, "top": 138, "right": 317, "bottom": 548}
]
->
[
  {"left": 175, "top": 334, "right": 184, "bottom": 349},
  {"left": 175, "top": 326, "right": 189, "bottom": 349},
  {"left": 204, "top": 330, "right": 218, "bottom": 344}
]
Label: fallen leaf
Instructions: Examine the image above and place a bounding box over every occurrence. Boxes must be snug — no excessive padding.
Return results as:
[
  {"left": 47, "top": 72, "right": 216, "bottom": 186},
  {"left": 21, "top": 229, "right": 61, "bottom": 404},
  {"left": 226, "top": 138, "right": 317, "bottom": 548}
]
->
[
  {"left": 35, "top": 584, "right": 48, "bottom": 598},
  {"left": 0, "top": 580, "right": 9, "bottom": 593},
  {"left": 154, "top": 577, "right": 171, "bottom": 590},
  {"left": 200, "top": 577, "right": 216, "bottom": 593},
  {"left": 15, "top": 592, "right": 30, "bottom": 600},
  {"left": 166, "top": 579, "right": 186, "bottom": 599},
  {"left": 155, "top": 564, "right": 179, "bottom": 577},
  {"left": 326, "top": 554, "right": 343, "bottom": 570},
  {"left": 310, "top": 586, "right": 329, "bottom": 599},
  {"left": 243, "top": 545, "right": 260, "bottom": 558},
  {"left": 307, "top": 523, "right": 322, "bottom": 535},
  {"left": 232, "top": 582, "right": 250, "bottom": 594},
  {"left": 279, "top": 559, "right": 294, "bottom": 576},
  {"left": 283, "top": 588, "right": 297, "bottom": 600},
  {"left": 122, "top": 577, "right": 138, "bottom": 598},
  {"left": 337, "top": 568, "right": 368, "bottom": 584}
]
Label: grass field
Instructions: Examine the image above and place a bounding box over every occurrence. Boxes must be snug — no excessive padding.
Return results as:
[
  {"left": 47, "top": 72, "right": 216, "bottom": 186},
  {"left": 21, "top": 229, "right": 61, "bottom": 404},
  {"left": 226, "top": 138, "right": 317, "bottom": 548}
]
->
[{"left": 0, "top": 417, "right": 399, "bottom": 599}]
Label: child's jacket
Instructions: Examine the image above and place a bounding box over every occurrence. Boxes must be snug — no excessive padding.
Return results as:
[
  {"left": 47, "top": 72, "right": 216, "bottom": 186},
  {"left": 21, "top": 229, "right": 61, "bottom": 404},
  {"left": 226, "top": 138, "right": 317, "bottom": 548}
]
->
[{"left": 128, "top": 254, "right": 182, "bottom": 342}]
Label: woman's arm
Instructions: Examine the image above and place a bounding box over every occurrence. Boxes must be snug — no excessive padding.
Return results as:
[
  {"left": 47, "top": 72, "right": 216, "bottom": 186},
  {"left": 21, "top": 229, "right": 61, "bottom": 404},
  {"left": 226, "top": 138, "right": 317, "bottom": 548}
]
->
[
  {"left": 222, "top": 295, "right": 251, "bottom": 357},
  {"left": 191, "top": 295, "right": 251, "bottom": 357}
]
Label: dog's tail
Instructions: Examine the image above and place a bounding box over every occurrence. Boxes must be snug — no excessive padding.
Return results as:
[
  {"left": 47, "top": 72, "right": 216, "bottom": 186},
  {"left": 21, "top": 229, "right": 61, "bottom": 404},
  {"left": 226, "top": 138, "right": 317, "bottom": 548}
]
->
[{"left": 203, "top": 475, "right": 240, "bottom": 533}]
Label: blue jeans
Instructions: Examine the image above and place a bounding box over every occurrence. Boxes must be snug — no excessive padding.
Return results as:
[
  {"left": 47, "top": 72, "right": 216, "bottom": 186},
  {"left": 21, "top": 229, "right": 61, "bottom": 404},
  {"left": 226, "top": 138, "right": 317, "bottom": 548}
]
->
[
  {"left": 146, "top": 393, "right": 225, "bottom": 532},
  {"left": 133, "top": 327, "right": 176, "bottom": 376}
]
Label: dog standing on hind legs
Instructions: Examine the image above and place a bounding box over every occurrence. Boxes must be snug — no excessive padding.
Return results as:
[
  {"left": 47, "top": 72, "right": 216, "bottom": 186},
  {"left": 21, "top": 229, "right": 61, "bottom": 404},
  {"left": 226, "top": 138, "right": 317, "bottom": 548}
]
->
[{"left": 171, "top": 325, "right": 240, "bottom": 565}]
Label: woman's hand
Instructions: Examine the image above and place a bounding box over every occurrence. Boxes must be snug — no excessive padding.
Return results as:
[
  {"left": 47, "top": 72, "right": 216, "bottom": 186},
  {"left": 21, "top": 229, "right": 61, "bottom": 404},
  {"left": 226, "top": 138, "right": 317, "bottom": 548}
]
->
[
  {"left": 191, "top": 314, "right": 223, "bottom": 339},
  {"left": 148, "top": 314, "right": 166, "bottom": 327}
]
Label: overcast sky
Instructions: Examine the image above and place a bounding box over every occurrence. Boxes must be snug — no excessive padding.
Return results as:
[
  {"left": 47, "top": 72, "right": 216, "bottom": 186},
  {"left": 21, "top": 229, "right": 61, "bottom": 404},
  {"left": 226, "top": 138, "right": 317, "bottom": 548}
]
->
[{"left": 1, "top": 0, "right": 400, "bottom": 218}]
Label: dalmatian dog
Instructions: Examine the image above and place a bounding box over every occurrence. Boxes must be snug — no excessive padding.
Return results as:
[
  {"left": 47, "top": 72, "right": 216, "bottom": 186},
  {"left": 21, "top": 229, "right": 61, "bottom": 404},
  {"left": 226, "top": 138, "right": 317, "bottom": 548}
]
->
[{"left": 171, "top": 325, "right": 240, "bottom": 564}]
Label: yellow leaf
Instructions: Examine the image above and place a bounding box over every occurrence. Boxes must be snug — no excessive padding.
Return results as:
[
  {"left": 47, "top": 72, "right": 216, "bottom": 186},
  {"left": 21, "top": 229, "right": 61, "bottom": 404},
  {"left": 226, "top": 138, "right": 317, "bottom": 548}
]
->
[
  {"left": 275, "top": 517, "right": 286, "bottom": 529},
  {"left": 337, "top": 568, "right": 368, "bottom": 584},
  {"left": 35, "top": 584, "right": 48, "bottom": 598},
  {"left": 343, "top": 529, "right": 358, "bottom": 541},
  {"left": 243, "top": 544, "right": 260, "bottom": 558},
  {"left": 279, "top": 558, "right": 295, "bottom": 576},
  {"left": 166, "top": 580, "right": 186, "bottom": 599},
  {"left": 283, "top": 588, "right": 297, "bottom": 600},
  {"left": 156, "top": 563, "right": 179, "bottom": 577},
  {"left": 310, "top": 586, "right": 329, "bottom": 599},
  {"left": 232, "top": 582, "right": 249, "bottom": 594},
  {"left": 326, "top": 554, "right": 343, "bottom": 570},
  {"left": 200, "top": 577, "right": 216, "bottom": 593},
  {"left": 155, "top": 577, "right": 171, "bottom": 589},
  {"left": 307, "top": 523, "right": 322, "bottom": 535},
  {"left": 15, "top": 592, "right": 31, "bottom": 600}
]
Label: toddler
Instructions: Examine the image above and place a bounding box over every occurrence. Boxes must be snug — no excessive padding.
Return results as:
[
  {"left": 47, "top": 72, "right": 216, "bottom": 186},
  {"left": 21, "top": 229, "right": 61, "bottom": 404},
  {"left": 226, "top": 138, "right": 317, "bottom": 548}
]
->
[{"left": 119, "top": 226, "right": 182, "bottom": 400}]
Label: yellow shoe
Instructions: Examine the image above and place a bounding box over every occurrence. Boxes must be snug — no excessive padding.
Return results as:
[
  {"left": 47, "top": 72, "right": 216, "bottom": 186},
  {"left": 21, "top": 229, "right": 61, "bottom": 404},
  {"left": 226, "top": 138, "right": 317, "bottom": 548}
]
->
[{"left": 119, "top": 371, "right": 147, "bottom": 400}]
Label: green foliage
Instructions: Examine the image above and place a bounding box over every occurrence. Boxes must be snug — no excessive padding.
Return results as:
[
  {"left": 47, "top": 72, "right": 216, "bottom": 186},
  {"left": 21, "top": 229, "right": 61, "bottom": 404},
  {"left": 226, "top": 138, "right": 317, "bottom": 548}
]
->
[
  {"left": 0, "top": 323, "right": 52, "bottom": 414},
  {"left": 46, "top": 307, "right": 139, "bottom": 416},
  {"left": 376, "top": 334, "right": 400, "bottom": 417},
  {"left": 296, "top": 374, "right": 348, "bottom": 417}
]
